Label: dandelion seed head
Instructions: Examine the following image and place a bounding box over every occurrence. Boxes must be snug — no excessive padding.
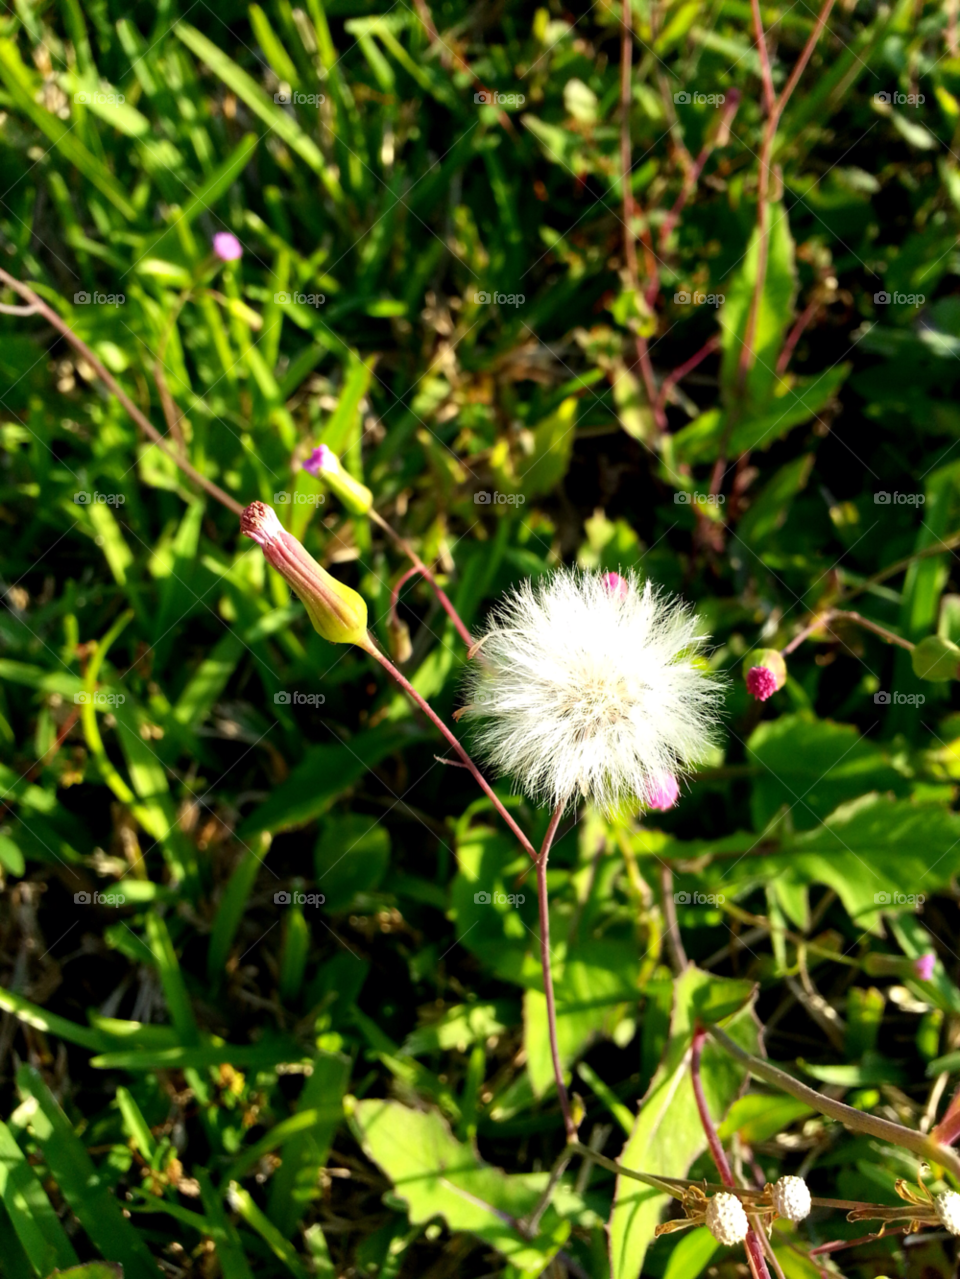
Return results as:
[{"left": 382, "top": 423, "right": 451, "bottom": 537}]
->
[{"left": 461, "top": 569, "right": 725, "bottom": 815}]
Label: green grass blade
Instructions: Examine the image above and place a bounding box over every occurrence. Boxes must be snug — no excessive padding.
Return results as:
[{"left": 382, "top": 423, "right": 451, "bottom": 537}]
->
[
  {"left": 227, "top": 1183, "right": 309, "bottom": 1279},
  {"left": 0, "top": 1119, "right": 79, "bottom": 1275},
  {"left": 14, "top": 1066, "right": 161, "bottom": 1279}
]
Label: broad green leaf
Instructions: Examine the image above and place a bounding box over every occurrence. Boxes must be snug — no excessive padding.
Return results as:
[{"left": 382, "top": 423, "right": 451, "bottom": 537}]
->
[
  {"left": 609, "top": 968, "right": 756, "bottom": 1279},
  {"left": 717, "top": 1094, "right": 814, "bottom": 1144},
  {"left": 719, "top": 203, "right": 797, "bottom": 410},
  {"left": 912, "top": 635, "right": 960, "bottom": 681},
  {"left": 348, "top": 1099, "right": 569, "bottom": 1276},
  {"left": 402, "top": 1001, "right": 520, "bottom": 1056},
  {"left": 747, "top": 712, "right": 908, "bottom": 831},
  {"left": 737, "top": 453, "right": 815, "bottom": 546},
  {"left": 518, "top": 397, "right": 578, "bottom": 497},
  {"left": 524, "top": 939, "right": 639, "bottom": 1095},
  {"left": 662, "top": 1227, "right": 718, "bottom": 1279},
  {"left": 674, "top": 366, "right": 848, "bottom": 465},
  {"left": 0, "top": 1120, "right": 79, "bottom": 1275}
]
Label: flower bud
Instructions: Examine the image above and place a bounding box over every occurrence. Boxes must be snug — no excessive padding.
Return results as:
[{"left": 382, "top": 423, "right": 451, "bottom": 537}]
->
[
  {"left": 303, "top": 445, "right": 373, "bottom": 516},
  {"left": 213, "top": 232, "right": 243, "bottom": 262},
  {"left": 863, "top": 951, "right": 936, "bottom": 982},
  {"left": 241, "top": 502, "right": 369, "bottom": 647},
  {"left": 602, "top": 572, "right": 630, "bottom": 600},
  {"left": 743, "top": 649, "right": 787, "bottom": 702},
  {"left": 645, "top": 772, "right": 680, "bottom": 811}
]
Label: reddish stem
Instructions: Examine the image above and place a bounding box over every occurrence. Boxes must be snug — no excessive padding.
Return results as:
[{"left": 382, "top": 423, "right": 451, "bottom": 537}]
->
[
  {"left": 749, "top": 0, "right": 776, "bottom": 115},
  {"left": 691, "top": 1029, "right": 772, "bottom": 1279},
  {"left": 365, "top": 642, "right": 536, "bottom": 859},
  {"left": 656, "top": 336, "right": 720, "bottom": 414},
  {"left": 776, "top": 295, "right": 821, "bottom": 375},
  {"left": 370, "top": 511, "right": 475, "bottom": 649},
  {"left": 780, "top": 608, "right": 914, "bottom": 656},
  {"left": 657, "top": 92, "right": 741, "bottom": 262},
  {"left": 932, "top": 1083, "right": 960, "bottom": 1146}
]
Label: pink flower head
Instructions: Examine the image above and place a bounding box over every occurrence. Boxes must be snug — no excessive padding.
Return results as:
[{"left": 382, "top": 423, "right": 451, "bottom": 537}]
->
[
  {"left": 645, "top": 772, "right": 680, "bottom": 811},
  {"left": 602, "top": 572, "right": 630, "bottom": 601},
  {"left": 914, "top": 952, "right": 936, "bottom": 982},
  {"left": 746, "top": 666, "right": 779, "bottom": 701},
  {"left": 303, "top": 445, "right": 334, "bottom": 477},
  {"left": 213, "top": 232, "right": 243, "bottom": 262}
]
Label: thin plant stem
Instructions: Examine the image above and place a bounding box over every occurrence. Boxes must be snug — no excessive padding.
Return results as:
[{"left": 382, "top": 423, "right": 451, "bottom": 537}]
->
[
  {"left": 0, "top": 268, "right": 244, "bottom": 516},
  {"left": 780, "top": 608, "right": 915, "bottom": 656},
  {"left": 660, "top": 864, "right": 689, "bottom": 972},
  {"left": 749, "top": 0, "right": 776, "bottom": 114},
  {"left": 364, "top": 641, "right": 536, "bottom": 859},
  {"left": 708, "top": 1023, "right": 960, "bottom": 1179},
  {"left": 691, "top": 1029, "right": 772, "bottom": 1279},
  {"left": 538, "top": 800, "right": 577, "bottom": 1142},
  {"left": 369, "top": 509, "right": 475, "bottom": 648}
]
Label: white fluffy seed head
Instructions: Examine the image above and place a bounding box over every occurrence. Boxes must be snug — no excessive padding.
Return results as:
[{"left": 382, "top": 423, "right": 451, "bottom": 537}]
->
[
  {"left": 935, "top": 1190, "right": 960, "bottom": 1236},
  {"left": 705, "top": 1192, "right": 749, "bottom": 1245},
  {"left": 460, "top": 570, "right": 725, "bottom": 815},
  {"left": 771, "top": 1175, "right": 811, "bottom": 1222}
]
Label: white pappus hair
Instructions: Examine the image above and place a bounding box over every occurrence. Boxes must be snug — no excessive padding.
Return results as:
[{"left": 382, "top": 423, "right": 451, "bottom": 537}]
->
[{"left": 461, "top": 569, "right": 726, "bottom": 815}]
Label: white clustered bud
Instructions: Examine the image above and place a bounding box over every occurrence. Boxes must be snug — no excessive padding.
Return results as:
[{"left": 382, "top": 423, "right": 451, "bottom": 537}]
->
[
  {"left": 705, "top": 1191, "right": 749, "bottom": 1245},
  {"left": 771, "top": 1175, "right": 811, "bottom": 1222},
  {"left": 460, "top": 570, "right": 725, "bottom": 814},
  {"left": 935, "top": 1190, "right": 960, "bottom": 1236}
]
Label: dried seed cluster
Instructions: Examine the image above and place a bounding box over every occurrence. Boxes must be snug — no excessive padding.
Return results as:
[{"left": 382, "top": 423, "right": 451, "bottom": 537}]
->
[
  {"left": 935, "top": 1190, "right": 960, "bottom": 1236},
  {"left": 705, "top": 1192, "right": 749, "bottom": 1245},
  {"left": 771, "top": 1175, "right": 812, "bottom": 1223}
]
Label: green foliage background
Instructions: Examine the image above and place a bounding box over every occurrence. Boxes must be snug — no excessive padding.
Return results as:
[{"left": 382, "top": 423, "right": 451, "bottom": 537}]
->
[{"left": 3, "top": 0, "right": 960, "bottom": 1275}]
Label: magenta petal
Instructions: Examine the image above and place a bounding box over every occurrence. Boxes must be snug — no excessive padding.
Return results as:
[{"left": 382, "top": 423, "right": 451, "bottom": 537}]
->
[
  {"left": 746, "top": 665, "right": 778, "bottom": 701},
  {"left": 213, "top": 231, "right": 243, "bottom": 262}
]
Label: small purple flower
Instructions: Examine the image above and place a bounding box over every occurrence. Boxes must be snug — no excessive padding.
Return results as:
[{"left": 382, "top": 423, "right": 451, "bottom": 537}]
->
[
  {"left": 602, "top": 572, "right": 630, "bottom": 601},
  {"left": 914, "top": 952, "right": 936, "bottom": 982},
  {"left": 646, "top": 772, "right": 680, "bottom": 811},
  {"left": 303, "top": 445, "right": 334, "bottom": 477},
  {"left": 213, "top": 232, "right": 243, "bottom": 262}
]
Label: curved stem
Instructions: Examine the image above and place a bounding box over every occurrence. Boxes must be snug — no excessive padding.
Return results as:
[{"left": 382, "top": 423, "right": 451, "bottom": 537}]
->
[
  {"left": 365, "top": 640, "right": 536, "bottom": 859},
  {"left": 691, "top": 1029, "right": 772, "bottom": 1279},
  {"left": 708, "top": 1023, "right": 960, "bottom": 1179},
  {"left": 780, "top": 608, "right": 914, "bottom": 656},
  {"left": 538, "top": 801, "right": 577, "bottom": 1142},
  {"left": 369, "top": 510, "right": 475, "bottom": 648}
]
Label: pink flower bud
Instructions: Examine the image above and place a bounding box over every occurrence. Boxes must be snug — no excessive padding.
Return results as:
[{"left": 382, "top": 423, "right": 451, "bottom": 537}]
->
[
  {"left": 213, "top": 232, "right": 243, "bottom": 262},
  {"left": 645, "top": 772, "right": 680, "bottom": 811},
  {"left": 241, "top": 502, "right": 369, "bottom": 646},
  {"left": 914, "top": 952, "right": 936, "bottom": 981},
  {"left": 301, "top": 445, "right": 373, "bottom": 516},
  {"left": 743, "top": 649, "right": 787, "bottom": 701},
  {"left": 602, "top": 572, "right": 630, "bottom": 600}
]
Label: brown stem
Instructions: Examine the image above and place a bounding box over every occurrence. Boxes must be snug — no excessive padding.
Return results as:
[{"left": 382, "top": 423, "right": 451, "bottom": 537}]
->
[
  {"left": 657, "top": 94, "right": 740, "bottom": 260},
  {"left": 659, "top": 863, "right": 689, "bottom": 973},
  {"left": 776, "top": 296, "right": 821, "bottom": 375},
  {"left": 708, "top": 1023, "right": 960, "bottom": 1179},
  {"left": 691, "top": 1029, "right": 772, "bottom": 1279},
  {"left": 0, "top": 267, "right": 243, "bottom": 516},
  {"left": 369, "top": 510, "right": 475, "bottom": 648},
  {"left": 841, "top": 531, "right": 960, "bottom": 601},
  {"left": 780, "top": 608, "right": 914, "bottom": 656},
  {"left": 749, "top": 0, "right": 776, "bottom": 115},
  {"left": 538, "top": 801, "right": 577, "bottom": 1143},
  {"left": 932, "top": 1082, "right": 960, "bottom": 1146},
  {"left": 365, "top": 642, "right": 536, "bottom": 859}
]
